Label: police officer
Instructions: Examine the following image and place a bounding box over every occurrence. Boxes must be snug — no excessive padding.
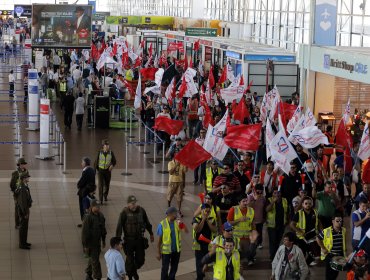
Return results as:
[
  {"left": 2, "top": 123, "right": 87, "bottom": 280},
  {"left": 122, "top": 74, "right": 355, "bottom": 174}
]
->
[
  {"left": 15, "top": 173, "right": 32, "bottom": 250},
  {"left": 10, "top": 157, "right": 30, "bottom": 229},
  {"left": 82, "top": 199, "right": 107, "bottom": 280},
  {"left": 116, "top": 195, "right": 154, "bottom": 280},
  {"left": 94, "top": 139, "right": 116, "bottom": 204}
]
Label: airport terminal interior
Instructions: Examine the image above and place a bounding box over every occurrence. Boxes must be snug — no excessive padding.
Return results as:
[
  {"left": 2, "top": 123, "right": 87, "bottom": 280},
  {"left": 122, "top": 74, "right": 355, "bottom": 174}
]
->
[{"left": 1, "top": 0, "right": 370, "bottom": 280}]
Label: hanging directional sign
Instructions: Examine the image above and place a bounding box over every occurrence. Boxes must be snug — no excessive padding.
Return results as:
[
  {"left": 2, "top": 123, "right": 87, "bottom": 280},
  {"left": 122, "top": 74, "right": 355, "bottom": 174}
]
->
[{"left": 185, "top": 28, "right": 217, "bottom": 37}]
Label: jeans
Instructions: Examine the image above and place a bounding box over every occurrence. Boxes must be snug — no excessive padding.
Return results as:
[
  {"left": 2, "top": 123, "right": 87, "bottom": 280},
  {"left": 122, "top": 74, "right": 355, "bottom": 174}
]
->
[
  {"left": 194, "top": 162, "right": 206, "bottom": 184},
  {"left": 188, "top": 119, "right": 199, "bottom": 139},
  {"left": 161, "top": 252, "right": 180, "bottom": 280}
]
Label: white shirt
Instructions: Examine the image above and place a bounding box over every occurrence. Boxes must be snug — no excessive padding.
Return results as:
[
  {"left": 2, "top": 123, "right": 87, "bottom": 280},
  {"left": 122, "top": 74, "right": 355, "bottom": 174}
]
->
[
  {"left": 75, "top": 96, "right": 85, "bottom": 115},
  {"left": 104, "top": 248, "right": 126, "bottom": 280},
  {"left": 72, "top": 68, "right": 82, "bottom": 81},
  {"left": 8, "top": 73, "right": 15, "bottom": 83},
  {"left": 53, "top": 55, "right": 61, "bottom": 65},
  {"left": 77, "top": 14, "right": 84, "bottom": 29}
]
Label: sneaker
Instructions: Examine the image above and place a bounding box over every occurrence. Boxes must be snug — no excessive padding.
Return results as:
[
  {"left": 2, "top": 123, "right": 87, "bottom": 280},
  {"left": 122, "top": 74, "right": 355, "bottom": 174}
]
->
[
  {"left": 247, "top": 260, "right": 255, "bottom": 266},
  {"left": 309, "top": 261, "right": 317, "bottom": 266},
  {"left": 258, "top": 244, "right": 263, "bottom": 249}
]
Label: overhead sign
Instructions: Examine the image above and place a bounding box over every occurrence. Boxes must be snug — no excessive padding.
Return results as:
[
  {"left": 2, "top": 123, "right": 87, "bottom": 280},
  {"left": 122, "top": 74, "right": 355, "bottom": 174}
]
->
[
  {"left": 31, "top": 4, "right": 92, "bottom": 48},
  {"left": 244, "top": 54, "right": 296, "bottom": 62},
  {"left": 225, "top": 51, "right": 242, "bottom": 60},
  {"left": 323, "top": 54, "right": 367, "bottom": 74},
  {"left": 314, "top": 0, "right": 337, "bottom": 46},
  {"left": 185, "top": 28, "right": 217, "bottom": 37},
  {"left": 0, "top": 10, "right": 13, "bottom": 16},
  {"left": 14, "top": 5, "right": 32, "bottom": 18}
]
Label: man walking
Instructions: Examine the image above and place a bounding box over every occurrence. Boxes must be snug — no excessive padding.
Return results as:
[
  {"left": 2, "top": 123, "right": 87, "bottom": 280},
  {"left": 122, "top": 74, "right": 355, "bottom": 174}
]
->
[
  {"left": 167, "top": 157, "right": 187, "bottom": 216},
  {"left": 77, "top": 157, "right": 95, "bottom": 227},
  {"left": 15, "top": 173, "right": 32, "bottom": 249},
  {"left": 156, "top": 207, "right": 187, "bottom": 280},
  {"left": 82, "top": 200, "right": 107, "bottom": 280},
  {"left": 10, "top": 158, "right": 30, "bottom": 229},
  {"left": 116, "top": 195, "right": 154, "bottom": 280},
  {"left": 94, "top": 139, "right": 116, "bottom": 204},
  {"left": 62, "top": 90, "right": 75, "bottom": 129},
  {"left": 104, "top": 237, "right": 127, "bottom": 280}
]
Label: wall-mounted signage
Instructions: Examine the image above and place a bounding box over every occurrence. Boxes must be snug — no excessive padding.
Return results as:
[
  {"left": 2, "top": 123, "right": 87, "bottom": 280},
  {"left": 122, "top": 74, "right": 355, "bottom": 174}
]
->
[
  {"left": 323, "top": 54, "right": 367, "bottom": 74},
  {"left": 244, "top": 54, "right": 296, "bottom": 62},
  {"left": 14, "top": 5, "right": 32, "bottom": 18},
  {"left": 225, "top": 51, "right": 242, "bottom": 60}
]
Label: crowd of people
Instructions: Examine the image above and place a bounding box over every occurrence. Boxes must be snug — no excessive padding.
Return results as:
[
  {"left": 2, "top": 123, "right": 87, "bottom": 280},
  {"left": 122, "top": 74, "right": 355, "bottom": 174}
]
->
[{"left": 7, "top": 35, "right": 370, "bottom": 280}]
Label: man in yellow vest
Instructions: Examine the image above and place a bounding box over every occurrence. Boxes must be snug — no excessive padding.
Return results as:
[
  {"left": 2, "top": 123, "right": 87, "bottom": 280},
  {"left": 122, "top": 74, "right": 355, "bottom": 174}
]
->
[
  {"left": 211, "top": 222, "right": 240, "bottom": 254},
  {"left": 316, "top": 212, "right": 347, "bottom": 280},
  {"left": 58, "top": 77, "right": 67, "bottom": 110},
  {"left": 202, "top": 238, "right": 241, "bottom": 280},
  {"left": 290, "top": 196, "right": 319, "bottom": 266},
  {"left": 156, "top": 207, "right": 187, "bottom": 280},
  {"left": 227, "top": 194, "right": 258, "bottom": 266},
  {"left": 265, "top": 188, "right": 288, "bottom": 261},
  {"left": 204, "top": 160, "right": 223, "bottom": 193},
  {"left": 192, "top": 203, "right": 217, "bottom": 280},
  {"left": 94, "top": 139, "right": 116, "bottom": 204}
]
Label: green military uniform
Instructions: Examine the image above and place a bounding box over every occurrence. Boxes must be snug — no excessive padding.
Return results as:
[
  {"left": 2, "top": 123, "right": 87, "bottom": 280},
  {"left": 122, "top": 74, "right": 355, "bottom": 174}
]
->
[
  {"left": 14, "top": 175, "right": 32, "bottom": 248},
  {"left": 116, "top": 203, "right": 153, "bottom": 279},
  {"left": 82, "top": 208, "right": 107, "bottom": 280},
  {"left": 10, "top": 158, "right": 30, "bottom": 229}
]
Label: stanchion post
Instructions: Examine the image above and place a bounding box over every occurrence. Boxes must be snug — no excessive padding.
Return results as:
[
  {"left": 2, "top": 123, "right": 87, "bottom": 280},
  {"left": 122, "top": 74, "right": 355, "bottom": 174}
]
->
[
  {"left": 19, "top": 142, "right": 23, "bottom": 159},
  {"left": 62, "top": 141, "right": 68, "bottom": 174},
  {"left": 121, "top": 141, "right": 132, "bottom": 176},
  {"left": 153, "top": 142, "right": 157, "bottom": 163},
  {"left": 129, "top": 111, "right": 132, "bottom": 137},
  {"left": 57, "top": 136, "right": 63, "bottom": 165},
  {"left": 158, "top": 141, "right": 169, "bottom": 174}
]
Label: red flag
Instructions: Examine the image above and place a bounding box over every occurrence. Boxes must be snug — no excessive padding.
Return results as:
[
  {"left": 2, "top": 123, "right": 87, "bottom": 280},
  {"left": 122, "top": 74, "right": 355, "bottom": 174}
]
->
[
  {"left": 218, "top": 65, "right": 227, "bottom": 84},
  {"left": 112, "top": 43, "right": 117, "bottom": 56},
  {"left": 140, "top": 68, "right": 158, "bottom": 80},
  {"left": 133, "top": 56, "right": 142, "bottom": 68},
  {"left": 154, "top": 116, "right": 184, "bottom": 135},
  {"left": 201, "top": 98, "right": 211, "bottom": 128},
  {"left": 344, "top": 147, "right": 353, "bottom": 174},
  {"left": 178, "top": 99, "right": 183, "bottom": 112},
  {"left": 99, "top": 40, "right": 106, "bottom": 54},
  {"left": 273, "top": 102, "right": 297, "bottom": 128},
  {"left": 245, "top": 80, "right": 253, "bottom": 93},
  {"left": 362, "top": 160, "right": 370, "bottom": 183},
  {"left": 121, "top": 51, "right": 129, "bottom": 67},
  {"left": 239, "top": 75, "right": 244, "bottom": 86},
  {"left": 139, "top": 40, "right": 145, "bottom": 49},
  {"left": 189, "top": 57, "right": 193, "bottom": 69},
  {"left": 178, "top": 76, "right": 187, "bottom": 98},
  {"left": 233, "top": 98, "right": 250, "bottom": 123},
  {"left": 184, "top": 56, "right": 188, "bottom": 71},
  {"left": 231, "top": 100, "right": 237, "bottom": 112},
  {"left": 193, "top": 40, "right": 200, "bottom": 51},
  {"left": 121, "top": 79, "right": 134, "bottom": 95},
  {"left": 148, "top": 43, "right": 153, "bottom": 57},
  {"left": 209, "top": 66, "right": 215, "bottom": 88},
  {"left": 174, "top": 140, "right": 212, "bottom": 170},
  {"left": 224, "top": 123, "right": 262, "bottom": 151},
  {"left": 335, "top": 119, "right": 353, "bottom": 149}
]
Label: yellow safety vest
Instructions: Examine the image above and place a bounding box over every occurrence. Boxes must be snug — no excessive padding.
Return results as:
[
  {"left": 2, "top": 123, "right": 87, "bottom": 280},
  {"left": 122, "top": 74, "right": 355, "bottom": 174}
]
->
[
  {"left": 213, "top": 251, "right": 241, "bottom": 280},
  {"left": 296, "top": 209, "right": 318, "bottom": 239},
  {"left": 232, "top": 206, "right": 254, "bottom": 238},
  {"left": 160, "top": 218, "right": 181, "bottom": 254},
  {"left": 98, "top": 151, "right": 112, "bottom": 170},
  {"left": 266, "top": 197, "right": 288, "bottom": 228},
  {"left": 206, "top": 167, "right": 223, "bottom": 192},
  {"left": 197, "top": 203, "right": 219, "bottom": 223},
  {"left": 213, "top": 235, "right": 240, "bottom": 252},
  {"left": 321, "top": 227, "right": 346, "bottom": 260},
  {"left": 60, "top": 82, "right": 66, "bottom": 92},
  {"left": 192, "top": 216, "right": 216, "bottom": 251}
]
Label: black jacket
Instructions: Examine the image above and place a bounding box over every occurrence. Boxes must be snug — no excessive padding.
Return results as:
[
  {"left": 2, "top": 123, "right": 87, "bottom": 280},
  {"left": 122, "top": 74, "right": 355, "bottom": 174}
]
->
[{"left": 77, "top": 166, "right": 95, "bottom": 197}]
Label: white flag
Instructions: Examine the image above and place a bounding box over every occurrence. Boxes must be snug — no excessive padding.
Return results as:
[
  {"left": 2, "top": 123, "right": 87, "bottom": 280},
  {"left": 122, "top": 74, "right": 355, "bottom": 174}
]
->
[
  {"left": 269, "top": 90, "right": 281, "bottom": 121},
  {"left": 220, "top": 87, "right": 243, "bottom": 104},
  {"left": 227, "top": 63, "right": 235, "bottom": 82},
  {"left": 266, "top": 118, "right": 275, "bottom": 160},
  {"left": 289, "top": 126, "right": 329, "bottom": 149},
  {"left": 213, "top": 109, "right": 228, "bottom": 137},
  {"left": 343, "top": 98, "right": 351, "bottom": 124},
  {"left": 260, "top": 93, "right": 268, "bottom": 125},
  {"left": 288, "top": 115, "right": 306, "bottom": 145},
  {"left": 165, "top": 78, "right": 175, "bottom": 100},
  {"left": 358, "top": 121, "right": 370, "bottom": 160},
  {"left": 266, "top": 86, "right": 279, "bottom": 108},
  {"left": 134, "top": 75, "right": 142, "bottom": 109},
  {"left": 287, "top": 105, "right": 302, "bottom": 133},
  {"left": 304, "top": 107, "right": 317, "bottom": 127},
  {"left": 153, "top": 54, "right": 159, "bottom": 68},
  {"left": 270, "top": 130, "right": 298, "bottom": 175},
  {"left": 203, "top": 124, "right": 229, "bottom": 161},
  {"left": 198, "top": 61, "right": 204, "bottom": 77}
]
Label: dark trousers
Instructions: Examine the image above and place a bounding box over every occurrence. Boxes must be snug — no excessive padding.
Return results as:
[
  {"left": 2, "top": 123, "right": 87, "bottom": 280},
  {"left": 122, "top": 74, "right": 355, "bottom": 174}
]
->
[
  {"left": 255, "top": 223, "right": 264, "bottom": 246},
  {"left": 76, "top": 114, "right": 84, "bottom": 130},
  {"left": 195, "top": 249, "right": 208, "bottom": 280},
  {"left": 78, "top": 195, "right": 84, "bottom": 221},
  {"left": 85, "top": 247, "right": 102, "bottom": 279},
  {"left": 188, "top": 119, "right": 199, "bottom": 139},
  {"left": 325, "top": 255, "right": 339, "bottom": 280},
  {"left": 14, "top": 197, "right": 19, "bottom": 227},
  {"left": 64, "top": 110, "right": 73, "bottom": 127},
  {"left": 194, "top": 162, "right": 206, "bottom": 184},
  {"left": 9, "top": 82, "right": 14, "bottom": 95},
  {"left": 123, "top": 238, "right": 145, "bottom": 278},
  {"left": 98, "top": 170, "right": 111, "bottom": 201},
  {"left": 161, "top": 252, "right": 180, "bottom": 280},
  {"left": 267, "top": 227, "right": 285, "bottom": 260},
  {"left": 18, "top": 211, "right": 29, "bottom": 247},
  {"left": 296, "top": 238, "right": 314, "bottom": 265}
]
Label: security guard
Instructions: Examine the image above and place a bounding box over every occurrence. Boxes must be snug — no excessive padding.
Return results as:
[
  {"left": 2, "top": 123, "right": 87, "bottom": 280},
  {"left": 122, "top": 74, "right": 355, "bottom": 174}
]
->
[
  {"left": 82, "top": 199, "right": 107, "bottom": 280},
  {"left": 265, "top": 189, "right": 288, "bottom": 260},
  {"left": 317, "top": 212, "right": 347, "bottom": 280},
  {"left": 204, "top": 160, "right": 223, "bottom": 192},
  {"left": 227, "top": 194, "right": 258, "bottom": 266},
  {"left": 10, "top": 158, "right": 30, "bottom": 229},
  {"left": 59, "top": 77, "right": 67, "bottom": 110},
  {"left": 202, "top": 238, "right": 241, "bottom": 280},
  {"left": 15, "top": 173, "right": 32, "bottom": 250},
  {"left": 116, "top": 195, "right": 154, "bottom": 280},
  {"left": 94, "top": 139, "right": 116, "bottom": 204}
]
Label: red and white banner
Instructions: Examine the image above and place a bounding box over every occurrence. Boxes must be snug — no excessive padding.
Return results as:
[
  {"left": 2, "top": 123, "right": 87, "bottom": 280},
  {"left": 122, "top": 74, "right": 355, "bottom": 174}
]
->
[
  {"left": 270, "top": 130, "right": 298, "bottom": 175},
  {"left": 358, "top": 121, "right": 370, "bottom": 160},
  {"left": 287, "top": 104, "right": 302, "bottom": 133},
  {"left": 266, "top": 118, "right": 275, "bottom": 160},
  {"left": 289, "top": 126, "right": 329, "bottom": 149},
  {"left": 288, "top": 115, "right": 306, "bottom": 144},
  {"left": 168, "top": 42, "right": 184, "bottom": 52},
  {"left": 203, "top": 124, "right": 229, "bottom": 161},
  {"left": 304, "top": 107, "right": 317, "bottom": 127},
  {"left": 220, "top": 87, "right": 243, "bottom": 104}
]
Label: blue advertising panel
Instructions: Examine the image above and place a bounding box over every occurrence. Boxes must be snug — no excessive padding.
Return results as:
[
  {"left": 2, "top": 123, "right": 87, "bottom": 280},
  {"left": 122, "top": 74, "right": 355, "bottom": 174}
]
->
[
  {"left": 313, "top": 0, "right": 337, "bottom": 46},
  {"left": 88, "top": 0, "right": 96, "bottom": 14}
]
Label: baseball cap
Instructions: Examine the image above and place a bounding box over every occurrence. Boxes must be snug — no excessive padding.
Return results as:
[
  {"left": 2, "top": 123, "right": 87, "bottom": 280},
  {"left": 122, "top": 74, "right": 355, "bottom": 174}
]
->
[
  {"left": 17, "top": 158, "right": 27, "bottom": 166},
  {"left": 166, "top": 206, "right": 178, "bottom": 215},
  {"left": 127, "top": 195, "right": 137, "bottom": 204},
  {"left": 223, "top": 222, "right": 233, "bottom": 232}
]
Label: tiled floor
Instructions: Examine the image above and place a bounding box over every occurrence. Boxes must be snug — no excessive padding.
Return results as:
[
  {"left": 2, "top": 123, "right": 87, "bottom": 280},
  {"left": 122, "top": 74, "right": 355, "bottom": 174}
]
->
[{"left": 0, "top": 62, "right": 348, "bottom": 279}]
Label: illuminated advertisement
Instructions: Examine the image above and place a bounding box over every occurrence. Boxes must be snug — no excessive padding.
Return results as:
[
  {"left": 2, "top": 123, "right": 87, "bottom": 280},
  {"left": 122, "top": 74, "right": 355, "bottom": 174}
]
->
[{"left": 31, "top": 4, "right": 92, "bottom": 48}]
